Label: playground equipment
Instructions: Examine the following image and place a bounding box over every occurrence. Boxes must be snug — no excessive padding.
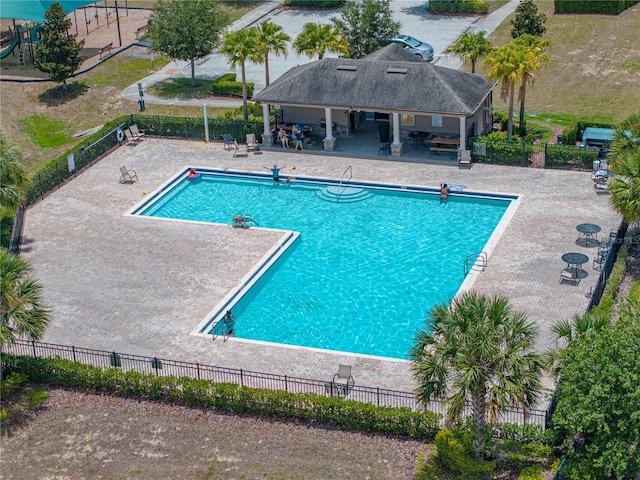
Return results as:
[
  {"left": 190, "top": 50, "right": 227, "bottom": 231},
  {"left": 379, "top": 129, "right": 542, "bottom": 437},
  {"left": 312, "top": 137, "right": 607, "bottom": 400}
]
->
[
  {"left": 0, "top": 25, "right": 22, "bottom": 60},
  {"left": 0, "top": 24, "right": 42, "bottom": 64}
]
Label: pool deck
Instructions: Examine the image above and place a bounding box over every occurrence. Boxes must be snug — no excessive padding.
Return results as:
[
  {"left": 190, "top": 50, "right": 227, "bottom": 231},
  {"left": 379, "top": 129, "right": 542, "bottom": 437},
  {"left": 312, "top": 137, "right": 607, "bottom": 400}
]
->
[{"left": 20, "top": 139, "right": 620, "bottom": 398}]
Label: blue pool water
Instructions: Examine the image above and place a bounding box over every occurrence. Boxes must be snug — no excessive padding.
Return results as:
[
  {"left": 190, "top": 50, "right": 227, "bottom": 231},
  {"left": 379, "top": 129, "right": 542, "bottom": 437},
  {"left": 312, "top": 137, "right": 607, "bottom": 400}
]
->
[{"left": 140, "top": 172, "right": 511, "bottom": 359}]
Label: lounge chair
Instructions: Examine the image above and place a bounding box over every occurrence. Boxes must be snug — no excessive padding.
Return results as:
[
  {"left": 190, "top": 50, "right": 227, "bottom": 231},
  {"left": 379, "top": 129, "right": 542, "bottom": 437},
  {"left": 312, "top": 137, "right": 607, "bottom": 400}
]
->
[
  {"left": 458, "top": 149, "right": 472, "bottom": 169},
  {"left": 233, "top": 140, "right": 248, "bottom": 158},
  {"left": 124, "top": 128, "right": 139, "bottom": 145},
  {"left": 246, "top": 133, "right": 258, "bottom": 152},
  {"left": 332, "top": 364, "right": 355, "bottom": 396},
  {"left": 119, "top": 166, "right": 138, "bottom": 183},
  {"left": 222, "top": 134, "right": 235, "bottom": 150},
  {"left": 130, "top": 124, "right": 145, "bottom": 141}
]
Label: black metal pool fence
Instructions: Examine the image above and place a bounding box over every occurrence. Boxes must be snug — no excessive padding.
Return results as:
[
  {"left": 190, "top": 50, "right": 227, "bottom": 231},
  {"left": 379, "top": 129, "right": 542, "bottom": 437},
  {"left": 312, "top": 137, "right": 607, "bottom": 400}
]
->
[{"left": 2, "top": 339, "right": 547, "bottom": 428}]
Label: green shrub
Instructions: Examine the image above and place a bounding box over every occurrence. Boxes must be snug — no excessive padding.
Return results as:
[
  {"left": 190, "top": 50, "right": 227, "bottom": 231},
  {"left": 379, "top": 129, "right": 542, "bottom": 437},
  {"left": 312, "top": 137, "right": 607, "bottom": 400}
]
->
[
  {"left": 490, "top": 423, "right": 552, "bottom": 445},
  {"left": 473, "top": 139, "right": 533, "bottom": 166},
  {"left": 415, "top": 451, "right": 445, "bottom": 480},
  {"left": 0, "top": 373, "right": 29, "bottom": 399},
  {"left": 518, "top": 465, "right": 545, "bottom": 480},
  {"left": 3, "top": 355, "right": 442, "bottom": 440},
  {"left": 545, "top": 144, "right": 598, "bottom": 169},
  {"left": 561, "top": 120, "right": 615, "bottom": 146},
  {"left": 211, "top": 73, "right": 254, "bottom": 98},
  {"left": 429, "top": 0, "right": 489, "bottom": 14},
  {"left": 284, "top": 0, "right": 345, "bottom": 7},
  {"left": 554, "top": 0, "right": 639, "bottom": 15},
  {"left": 221, "top": 102, "right": 264, "bottom": 120},
  {"left": 434, "top": 428, "right": 496, "bottom": 479},
  {"left": 629, "top": 279, "right": 640, "bottom": 302},
  {"left": 590, "top": 234, "right": 630, "bottom": 317}
]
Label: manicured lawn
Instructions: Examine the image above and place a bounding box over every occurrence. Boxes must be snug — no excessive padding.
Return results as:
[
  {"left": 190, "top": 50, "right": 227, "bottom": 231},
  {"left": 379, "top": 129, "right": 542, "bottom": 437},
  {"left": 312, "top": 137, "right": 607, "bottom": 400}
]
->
[{"left": 475, "top": 0, "right": 640, "bottom": 122}]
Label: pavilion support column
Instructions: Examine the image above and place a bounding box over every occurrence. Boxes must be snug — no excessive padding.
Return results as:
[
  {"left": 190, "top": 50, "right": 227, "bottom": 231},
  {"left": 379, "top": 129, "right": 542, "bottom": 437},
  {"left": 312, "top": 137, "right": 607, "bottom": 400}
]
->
[
  {"left": 323, "top": 108, "right": 336, "bottom": 151},
  {"left": 459, "top": 116, "right": 467, "bottom": 150},
  {"left": 390, "top": 112, "right": 403, "bottom": 157},
  {"left": 261, "top": 104, "right": 273, "bottom": 146}
]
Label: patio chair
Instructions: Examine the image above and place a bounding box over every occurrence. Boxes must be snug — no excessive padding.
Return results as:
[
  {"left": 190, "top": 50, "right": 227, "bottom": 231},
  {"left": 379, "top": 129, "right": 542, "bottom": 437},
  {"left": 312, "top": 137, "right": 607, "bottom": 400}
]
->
[
  {"left": 246, "top": 133, "right": 258, "bottom": 152},
  {"left": 332, "top": 364, "right": 355, "bottom": 395},
  {"left": 119, "top": 166, "right": 138, "bottom": 183},
  {"left": 123, "top": 128, "right": 139, "bottom": 145},
  {"left": 233, "top": 140, "right": 248, "bottom": 158},
  {"left": 222, "top": 134, "right": 235, "bottom": 150},
  {"left": 130, "top": 124, "right": 145, "bottom": 141},
  {"left": 559, "top": 268, "right": 580, "bottom": 286},
  {"left": 458, "top": 149, "right": 472, "bottom": 169}
]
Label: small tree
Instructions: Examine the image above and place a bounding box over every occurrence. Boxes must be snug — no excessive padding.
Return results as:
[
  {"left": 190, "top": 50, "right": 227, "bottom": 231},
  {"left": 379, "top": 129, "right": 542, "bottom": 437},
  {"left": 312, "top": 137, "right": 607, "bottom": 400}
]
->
[
  {"left": 513, "top": 34, "right": 550, "bottom": 128},
  {"left": 147, "top": 0, "right": 228, "bottom": 86},
  {"left": 410, "top": 291, "right": 543, "bottom": 462},
  {"left": 292, "top": 23, "right": 349, "bottom": 60},
  {"left": 444, "top": 31, "right": 492, "bottom": 74},
  {"left": 34, "top": 2, "right": 84, "bottom": 87},
  {"left": 254, "top": 21, "right": 290, "bottom": 87},
  {"left": 511, "top": 0, "right": 546, "bottom": 38},
  {"left": 331, "top": 0, "right": 400, "bottom": 59},
  {"left": 552, "top": 300, "right": 640, "bottom": 480}
]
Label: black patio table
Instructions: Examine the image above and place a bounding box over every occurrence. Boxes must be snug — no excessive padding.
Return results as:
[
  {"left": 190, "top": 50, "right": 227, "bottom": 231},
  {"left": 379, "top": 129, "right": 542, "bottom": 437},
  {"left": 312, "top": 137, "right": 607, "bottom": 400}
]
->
[
  {"left": 576, "top": 223, "right": 601, "bottom": 247},
  {"left": 408, "top": 131, "right": 430, "bottom": 149},
  {"left": 562, "top": 252, "right": 589, "bottom": 279}
]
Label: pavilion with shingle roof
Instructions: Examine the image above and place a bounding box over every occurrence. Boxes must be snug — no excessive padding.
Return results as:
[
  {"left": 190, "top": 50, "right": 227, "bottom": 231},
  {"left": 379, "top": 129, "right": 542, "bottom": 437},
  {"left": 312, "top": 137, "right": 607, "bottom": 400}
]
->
[{"left": 253, "top": 44, "right": 496, "bottom": 155}]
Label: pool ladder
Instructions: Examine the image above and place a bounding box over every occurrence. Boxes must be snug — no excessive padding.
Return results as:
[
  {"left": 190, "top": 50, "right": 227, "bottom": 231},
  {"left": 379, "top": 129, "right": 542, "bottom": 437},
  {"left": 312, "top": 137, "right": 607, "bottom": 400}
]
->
[
  {"left": 336, "top": 165, "right": 352, "bottom": 200},
  {"left": 464, "top": 252, "right": 487, "bottom": 276}
]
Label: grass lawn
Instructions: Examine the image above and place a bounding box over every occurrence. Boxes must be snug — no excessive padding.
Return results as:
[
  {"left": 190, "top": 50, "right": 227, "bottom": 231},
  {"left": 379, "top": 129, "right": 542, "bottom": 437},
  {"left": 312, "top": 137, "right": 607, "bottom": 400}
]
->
[{"left": 476, "top": 0, "right": 640, "bottom": 123}]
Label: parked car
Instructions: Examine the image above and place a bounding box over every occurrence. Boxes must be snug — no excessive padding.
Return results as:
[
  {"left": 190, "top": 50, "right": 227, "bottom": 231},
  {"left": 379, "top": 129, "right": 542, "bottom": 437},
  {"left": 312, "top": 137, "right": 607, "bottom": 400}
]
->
[{"left": 390, "top": 35, "right": 434, "bottom": 62}]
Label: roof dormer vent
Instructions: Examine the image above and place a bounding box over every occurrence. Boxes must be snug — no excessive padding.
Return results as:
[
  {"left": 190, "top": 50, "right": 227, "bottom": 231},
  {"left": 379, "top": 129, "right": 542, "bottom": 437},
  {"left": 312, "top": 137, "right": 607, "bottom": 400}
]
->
[
  {"left": 337, "top": 65, "right": 357, "bottom": 71},
  {"left": 386, "top": 67, "right": 408, "bottom": 74}
]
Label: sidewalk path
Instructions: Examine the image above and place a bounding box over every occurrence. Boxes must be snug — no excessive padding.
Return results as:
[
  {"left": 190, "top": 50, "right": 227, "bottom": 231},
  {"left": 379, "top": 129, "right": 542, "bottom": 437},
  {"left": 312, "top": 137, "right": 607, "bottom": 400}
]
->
[{"left": 122, "top": 0, "right": 520, "bottom": 108}]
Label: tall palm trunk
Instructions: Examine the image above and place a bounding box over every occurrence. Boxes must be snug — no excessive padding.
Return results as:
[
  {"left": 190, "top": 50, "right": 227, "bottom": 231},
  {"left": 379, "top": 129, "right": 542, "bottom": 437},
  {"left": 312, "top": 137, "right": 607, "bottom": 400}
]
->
[
  {"left": 507, "top": 83, "right": 515, "bottom": 140},
  {"left": 519, "top": 82, "right": 527, "bottom": 128},
  {"left": 472, "top": 385, "right": 487, "bottom": 462},
  {"left": 265, "top": 53, "right": 270, "bottom": 87},
  {"left": 240, "top": 60, "right": 248, "bottom": 121}
]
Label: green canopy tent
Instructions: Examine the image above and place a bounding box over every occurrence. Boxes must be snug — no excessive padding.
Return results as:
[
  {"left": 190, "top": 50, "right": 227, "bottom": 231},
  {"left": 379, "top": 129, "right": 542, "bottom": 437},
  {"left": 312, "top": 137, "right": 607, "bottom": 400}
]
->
[{"left": 0, "top": 1, "right": 97, "bottom": 23}]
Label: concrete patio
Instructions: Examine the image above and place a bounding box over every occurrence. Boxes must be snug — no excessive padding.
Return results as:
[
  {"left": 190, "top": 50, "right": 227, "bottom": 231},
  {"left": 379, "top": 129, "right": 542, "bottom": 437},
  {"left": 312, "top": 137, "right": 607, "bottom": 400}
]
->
[{"left": 19, "top": 137, "right": 621, "bottom": 398}]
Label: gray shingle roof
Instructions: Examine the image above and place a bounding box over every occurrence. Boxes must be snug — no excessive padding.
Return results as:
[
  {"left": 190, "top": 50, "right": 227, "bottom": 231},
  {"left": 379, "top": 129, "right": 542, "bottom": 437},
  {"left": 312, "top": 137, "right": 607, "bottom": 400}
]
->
[{"left": 253, "top": 44, "right": 494, "bottom": 116}]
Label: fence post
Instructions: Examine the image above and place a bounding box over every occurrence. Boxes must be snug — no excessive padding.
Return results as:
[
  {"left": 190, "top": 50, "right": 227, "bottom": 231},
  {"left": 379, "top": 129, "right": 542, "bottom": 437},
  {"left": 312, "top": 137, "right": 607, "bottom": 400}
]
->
[
  {"left": 72, "top": 345, "right": 76, "bottom": 362},
  {"left": 284, "top": 375, "right": 288, "bottom": 392},
  {"left": 376, "top": 387, "right": 380, "bottom": 406},
  {"left": 32, "top": 340, "right": 37, "bottom": 358},
  {"left": 184, "top": 117, "right": 188, "bottom": 138},
  {"left": 197, "top": 362, "right": 200, "bottom": 380},
  {"left": 240, "top": 369, "right": 244, "bottom": 387}
]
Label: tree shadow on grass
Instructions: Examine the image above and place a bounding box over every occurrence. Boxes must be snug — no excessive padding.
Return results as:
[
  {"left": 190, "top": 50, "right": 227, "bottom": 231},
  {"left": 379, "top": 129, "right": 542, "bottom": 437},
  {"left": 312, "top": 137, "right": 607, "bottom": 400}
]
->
[{"left": 38, "top": 81, "right": 89, "bottom": 106}]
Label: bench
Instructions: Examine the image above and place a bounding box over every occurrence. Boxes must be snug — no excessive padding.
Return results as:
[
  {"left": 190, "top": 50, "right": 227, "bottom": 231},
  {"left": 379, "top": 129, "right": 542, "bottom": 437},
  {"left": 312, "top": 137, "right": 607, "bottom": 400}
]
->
[
  {"left": 430, "top": 146, "right": 458, "bottom": 154},
  {"left": 98, "top": 42, "right": 113, "bottom": 59},
  {"left": 135, "top": 25, "right": 147, "bottom": 39}
]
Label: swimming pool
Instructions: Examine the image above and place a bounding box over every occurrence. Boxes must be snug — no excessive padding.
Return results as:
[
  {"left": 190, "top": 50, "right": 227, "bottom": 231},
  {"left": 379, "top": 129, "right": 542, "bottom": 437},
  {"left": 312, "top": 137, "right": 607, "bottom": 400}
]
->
[{"left": 137, "top": 170, "right": 515, "bottom": 359}]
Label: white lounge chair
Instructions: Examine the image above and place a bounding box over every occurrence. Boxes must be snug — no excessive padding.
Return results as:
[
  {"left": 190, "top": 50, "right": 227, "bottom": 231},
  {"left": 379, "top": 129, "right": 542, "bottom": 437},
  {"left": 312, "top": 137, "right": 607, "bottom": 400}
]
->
[
  {"left": 246, "top": 133, "right": 257, "bottom": 152},
  {"left": 233, "top": 140, "right": 248, "bottom": 158},
  {"left": 130, "top": 124, "right": 145, "bottom": 141}
]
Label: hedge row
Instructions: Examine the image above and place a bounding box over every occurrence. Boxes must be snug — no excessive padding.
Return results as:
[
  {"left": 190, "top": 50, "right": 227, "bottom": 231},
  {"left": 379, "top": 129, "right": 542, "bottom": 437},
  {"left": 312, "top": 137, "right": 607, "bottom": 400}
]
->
[
  {"left": 429, "top": 0, "right": 489, "bottom": 14},
  {"left": 3, "top": 355, "right": 441, "bottom": 440},
  {"left": 554, "top": 0, "right": 639, "bottom": 14},
  {"left": 211, "top": 73, "right": 254, "bottom": 99},
  {"left": 284, "top": 0, "right": 345, "bottom": 7},
  {"left": 561, "top": 120, "right": 615, "bottom": 146},
  {"left": 545, "top": 144, "right": 598, "bottom": 169}
]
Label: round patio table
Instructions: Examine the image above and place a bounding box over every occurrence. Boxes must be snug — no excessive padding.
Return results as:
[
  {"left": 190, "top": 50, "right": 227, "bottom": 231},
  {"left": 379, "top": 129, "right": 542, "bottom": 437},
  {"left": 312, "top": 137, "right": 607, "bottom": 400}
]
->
[
  {"left": 408, "top": 131, "right": 430, "bottom": 149},
  {"left": 562, "top": 252, "right": 589, "bottom": 268},
  {"left": 576, "top": 223, "right": 601, "bottom": 247}
]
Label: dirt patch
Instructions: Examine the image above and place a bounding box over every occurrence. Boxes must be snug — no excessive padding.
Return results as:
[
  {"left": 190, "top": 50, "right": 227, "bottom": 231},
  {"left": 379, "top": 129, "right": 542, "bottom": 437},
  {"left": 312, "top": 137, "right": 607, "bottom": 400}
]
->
[{"left": 0, "top": 388, "right": 427, "bottom": 479}]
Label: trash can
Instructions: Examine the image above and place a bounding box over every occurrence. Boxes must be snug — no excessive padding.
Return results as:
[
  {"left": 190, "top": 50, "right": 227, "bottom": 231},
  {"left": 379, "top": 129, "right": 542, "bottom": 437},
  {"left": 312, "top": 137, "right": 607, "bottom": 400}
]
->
[{"left": 378, "top": 124, "right": 390, "bottom": 143}]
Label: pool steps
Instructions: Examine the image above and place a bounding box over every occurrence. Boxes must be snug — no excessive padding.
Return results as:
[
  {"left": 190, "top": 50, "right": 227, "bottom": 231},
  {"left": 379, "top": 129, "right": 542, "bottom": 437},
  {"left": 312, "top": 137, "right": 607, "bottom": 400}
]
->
[{"left": 316, "top": 185, "right": 375, "bottom": 203}]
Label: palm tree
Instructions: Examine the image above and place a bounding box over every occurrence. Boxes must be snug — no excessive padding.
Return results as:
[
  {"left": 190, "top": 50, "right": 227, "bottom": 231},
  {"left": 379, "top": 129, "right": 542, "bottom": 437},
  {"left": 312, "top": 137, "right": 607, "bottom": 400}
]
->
[
  {"left": 444, "top": 31, "right": 492, "bottom": 74},
  {"left": 0, "top": 130, "right": 30, "bottom": 210},
  {"left": 513, "top": 35, "right": 550, "bottom": 129},
  {"left": 409, "top": 291, "right": 542, "bottom": 462},
  {"left": 219, "top": 28, "right": 261, "bottom": 121},
  {"left": 0, "top": 247, "right": 50, "bottom": 349},
  {"left": 609, "top": 150, "right": 640, "bottom": 224},
  {"left": 546, "top": 312, "right": 610, "bottom": 378},
  {"left": 293, "top": 23, "right": 349, "bottom": 60},
  {"left": 254, "top": 21, "right": 290, "bottom": 87},
  {"left": 609, "top": 110, "right": 640, "bottom": 166},
  {"left": 485, "top": 43, "right": 523, "bottom": 140}
]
